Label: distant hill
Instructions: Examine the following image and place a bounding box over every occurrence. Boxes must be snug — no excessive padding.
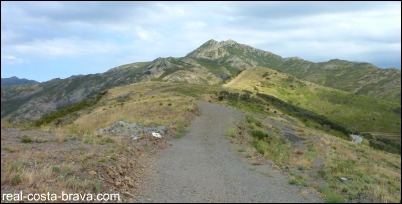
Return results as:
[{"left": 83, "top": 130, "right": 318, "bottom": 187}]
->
[
  {"left": 1, "top": 76, "right": 39, "bottom": 86},
  {"left": 1, "top": 39, "right": 400, "bottom": 121}
]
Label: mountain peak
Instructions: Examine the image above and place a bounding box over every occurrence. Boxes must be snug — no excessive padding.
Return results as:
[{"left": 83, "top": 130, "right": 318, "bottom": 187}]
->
[
  {"left": 205, "top": 39, "right": 218, "bottom": 44},
  {"left": 220, "top": 39, "right": 237, "bottom": 45}
]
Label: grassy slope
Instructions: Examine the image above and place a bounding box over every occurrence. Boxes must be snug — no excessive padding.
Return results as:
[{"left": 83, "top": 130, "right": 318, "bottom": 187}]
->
[
  {"left": 73, "top": 82, "right": 198, "bottom": 132},
  {"left": 209, "top": 88, "right": 400, "bottom": 203},
  {"left": 225, "top": 67, "right": 401, "bottom": 133},
  {"left": 2, "top": 80, "right": 400, "bottom": 202}
]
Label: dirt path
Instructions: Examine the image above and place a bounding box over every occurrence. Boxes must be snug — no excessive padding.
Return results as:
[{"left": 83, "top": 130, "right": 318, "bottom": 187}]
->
[{"left": 134, "top": 102, "right": 322, "bottom": 202}]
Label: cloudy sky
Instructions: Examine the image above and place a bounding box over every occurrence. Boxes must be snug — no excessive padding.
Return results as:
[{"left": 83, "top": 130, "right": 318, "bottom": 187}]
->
[{"left": 1, "top": 1, "right": 401, "bottom": 82}]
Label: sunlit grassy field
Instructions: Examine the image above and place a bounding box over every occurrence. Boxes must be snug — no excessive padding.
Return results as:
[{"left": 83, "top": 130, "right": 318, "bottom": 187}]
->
[{"left": 225, "top": 67, "right": 401, "bottom": 133}]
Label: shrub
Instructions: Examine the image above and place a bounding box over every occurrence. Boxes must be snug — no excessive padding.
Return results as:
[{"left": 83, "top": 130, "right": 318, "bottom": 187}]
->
[
  {"left": 251, "top": 140, "right": 267, "bottom": 155},
  {"left": 175, "top": 128, "right": 188, "bottom": 138},
  {"left": 246, "top": 114, "right": 262, "bottom": 127},
  {"left": 219, "top": 90, "right": 229, "bottom": 96},
  {"left": 360, "top": 132, "right": 373, "bottom": 139},
  {"left": 21, "top": 135, "right": 33, "bottom": 143},
  {"left": 250, "top": 130, "right": 269, "bottom": 140},
  {"left": 101, "top": 137, "right": 115, "bottom": 144},
  {"left": 369, "top": 139, "right": 400, "bottom": 154},
  {"left": 225, "top": 128, "right": 236, "bottom": 138},
  {"left": 240, "top": 93, "right": 251, "bottom": 101},
  {"left": 228, "top": 93, "right": 239, "bottom": 101},
  {"left": 324, "top": 193, "right": 345, "bottom": 203},
  {"left": 11, "top": 174, "right": 22, "bottom": 185}
]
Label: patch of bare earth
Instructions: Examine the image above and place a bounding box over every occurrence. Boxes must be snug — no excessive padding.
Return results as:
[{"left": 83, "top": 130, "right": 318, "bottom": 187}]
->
[{"left": 0, "top": 127, "right": 173, "bottom": 202}]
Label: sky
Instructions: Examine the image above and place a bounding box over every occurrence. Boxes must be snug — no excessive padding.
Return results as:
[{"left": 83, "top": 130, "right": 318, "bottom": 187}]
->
[{"left": 1, "top": 1, "right": 401, "bottom": 82}]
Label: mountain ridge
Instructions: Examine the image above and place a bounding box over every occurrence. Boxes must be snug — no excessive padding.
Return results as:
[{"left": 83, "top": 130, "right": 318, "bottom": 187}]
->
[
  {"left": 1, "top": 39, "right": 400, "bottom": 120},
  {"left": 1, "top": 76, "right": 39, "bottom": 87}
]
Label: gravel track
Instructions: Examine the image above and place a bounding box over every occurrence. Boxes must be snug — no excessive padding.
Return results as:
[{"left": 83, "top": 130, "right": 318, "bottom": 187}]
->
[{"left": 134, "top": 102, "right": 322, "bottom": 203}]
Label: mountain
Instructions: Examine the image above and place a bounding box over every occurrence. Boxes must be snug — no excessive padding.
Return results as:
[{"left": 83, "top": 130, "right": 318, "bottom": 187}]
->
[
  {"left": 187, "top": 40, "right": 401, "bottom": 102},
  {"left": 1, "top": 39, "right": 400, "bottom": 120},
  {"left": 1, "top": 76, "right": 39, "bottom": 86}
]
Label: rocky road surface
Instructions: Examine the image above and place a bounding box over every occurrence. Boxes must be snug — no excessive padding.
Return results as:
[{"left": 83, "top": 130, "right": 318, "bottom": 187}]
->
[{"left": 134, "top": 102, "right": 322, "bottom": 202}]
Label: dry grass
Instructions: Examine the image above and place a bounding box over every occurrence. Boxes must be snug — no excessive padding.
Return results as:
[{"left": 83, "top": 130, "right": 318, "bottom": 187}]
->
[
  {"left": 1, "top": 81, "right": 201, "bottom": 202},
  {"left": 225, "top": 99, "right": 400, "bottom": 203},
  {"left": 73, "top": 82, "right": 197, "bottom": 133},
  {"left": 296, "top": 126, "right": 401, "bottom": 203}
]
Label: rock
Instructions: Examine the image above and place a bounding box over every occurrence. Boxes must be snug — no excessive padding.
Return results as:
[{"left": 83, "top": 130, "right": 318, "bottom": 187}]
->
[
  {"left": 124, "top": 176, "right": 131, "bottom": 181},
  {"left": 96, "top": 121, "right": 167, "bottom": 138},
  {"left": 89, "top": 170, "right": 97, "bottom": 175},
  {"left": 132, "top": 135, "right": 139, "bottom": 141},
  {"left": 108, "top": 170, "right": 115, "bottom": 177},
  {"left": 127, "top": 182, "right": 135, "bottom": 188},
  {"left": 121, "top": 191, "right": 135, "bottom": 198}
]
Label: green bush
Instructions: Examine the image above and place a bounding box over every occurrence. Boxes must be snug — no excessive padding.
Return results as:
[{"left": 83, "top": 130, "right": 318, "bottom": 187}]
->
[
  {"left": 257, "top": 93, "right": 350, "bottom": 140},
  {"left": 175, "top": 128, "right": 188, "bottom": 138},
  {"left": 360, "top": 132, "right": 373, "bottom": 139},
  {"left": 101, "top": 137, "right": 115, "bottom": 144},
  {"left": 240, "top": 93, "right": 251, "bottom": 101},
  {"left": 21, "top": 135, "right": 33, "bottom": 143},
  {"left": 250, "top": 130, "right": 269, "bottom": 140},
  {"left": 369, "top": 139, "right": 400, "bottom": 155},
  {"left": 251, "top": 140, "right": 267, "bottom": 155},
  {"left": 11, "top": 174, "right": 22, "bottom": 185},
  {"left": 246, "top": 114, "right": 262, "bottom": 127},
  {"left": 225, "top": 128, "right": 236, "bottom": 138},
  {"left": 324, "top": 193, "right": 345, "bottom": 203}
]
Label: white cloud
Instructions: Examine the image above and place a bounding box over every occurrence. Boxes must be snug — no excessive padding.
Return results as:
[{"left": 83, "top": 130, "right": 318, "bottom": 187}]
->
[
  {"left": 10, "top": 37, "right": 117, "bottom": 57},
  {"left": 135, "top": 26, "right": 162, "bottom": 41},
  {"left": 1, "top": 1, "right": 400, "bottom": 82},
  {"left": 184, "top": 21, "right": 206, "bottom": 30},
  {"left": 1, "top": 55, "right": 23, "bottom": 64}
]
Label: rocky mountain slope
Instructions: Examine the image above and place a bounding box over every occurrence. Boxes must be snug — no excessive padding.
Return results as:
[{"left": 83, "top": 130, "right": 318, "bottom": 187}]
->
[{"left": 1, "top": 39, "right": 400, "bottom": 120}]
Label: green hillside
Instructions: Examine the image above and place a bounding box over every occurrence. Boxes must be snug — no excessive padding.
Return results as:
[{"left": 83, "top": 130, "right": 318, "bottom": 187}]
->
[{"left": 225, "top": 67, "right": 401, "bottom": 133}]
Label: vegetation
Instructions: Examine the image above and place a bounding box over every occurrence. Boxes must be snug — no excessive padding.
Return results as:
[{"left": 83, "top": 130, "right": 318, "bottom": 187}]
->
[
  {"left": 225, "top": 67, "right": 400, "bottom": 133},
  {"left": 257, "top": 93, "right": 350, "bottom": 139},
  {"left": 21, "top": 135, "right": 33, "bottom": 143},
  {"left": 34, "top": 90, "right": 108, "bottom": 126},
  {"left": 175, "top": 128, "right": 189, "bottom": 138},
  {"left": 217, "top": 86, "right": 400, "bottom": 203},
  {"left": 217, "top": 89, "right": 350, "bottom": 140}
]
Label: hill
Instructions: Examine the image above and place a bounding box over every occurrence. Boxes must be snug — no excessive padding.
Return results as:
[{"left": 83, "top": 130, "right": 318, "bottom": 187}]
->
[
  {"left": 1, "top": 76, "right": 38, "bottom": 86},
  {"left": 224, "top": 67, "right": 401, "bottom": 133},
  {"left": 187, "top": 40, "right": 401, "bottom": 102}
]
